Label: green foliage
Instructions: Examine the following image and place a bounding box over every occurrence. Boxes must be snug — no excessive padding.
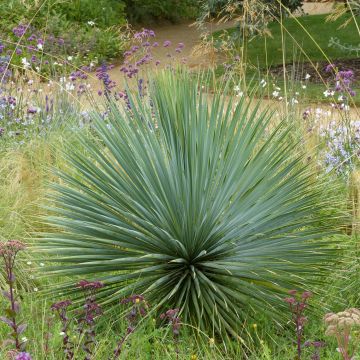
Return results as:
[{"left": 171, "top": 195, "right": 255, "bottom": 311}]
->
[
  {"left": 0, "top": 0, "right": 127, "bottom": 66},
  {"left": 39, "top": 71, "right": 341, "bottom": 334},
  {"left": 214, "top": 14, "right": 360, "bottom": 67},
  {"left": 123, "top": 0, "right": 201, "bottom": 23},
  {"left": 54, "top": 0, "right": 126, "bottom": 28},
  {"left": 205, "top": 0, "right": 303, "bottom": 17}
]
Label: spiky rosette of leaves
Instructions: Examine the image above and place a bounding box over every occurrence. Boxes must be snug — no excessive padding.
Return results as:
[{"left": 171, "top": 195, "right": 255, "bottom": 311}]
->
[{"left": 38, "top": 71, "right": 341, "bottom": 334}]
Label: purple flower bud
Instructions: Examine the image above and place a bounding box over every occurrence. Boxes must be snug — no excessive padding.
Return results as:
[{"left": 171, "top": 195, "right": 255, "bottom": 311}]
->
[{"left": 163, "top": 40, "right": 171, "bottom": 47}]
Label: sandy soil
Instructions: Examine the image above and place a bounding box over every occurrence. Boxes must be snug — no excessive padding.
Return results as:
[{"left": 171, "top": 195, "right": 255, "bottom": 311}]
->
[{"left": 302, "top": 2, "right": 335, "bottom": 15}]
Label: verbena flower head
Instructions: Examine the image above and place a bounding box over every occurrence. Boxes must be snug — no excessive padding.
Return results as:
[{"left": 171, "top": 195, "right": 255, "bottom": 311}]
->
[
  {"left": 160, "top": 308, "right": 179, "bottom": 320},
  {"left": 120, "top": 294, "right": 145, "bottom": 305},
  {"left": 51, "top": 300, "right": 72, "bottom": 311},
  {"left": 76, "top": 279, "right": 104, "bottom": 290},
  {"left": 163, "top": 40, "right": 171, "bottom": 47},
  {"left": 15, "top": 352, "right": 32, "bottom": 360},
  {"left": 160, "top": 308, "right": 181, "bottom": 338},
  {"left": 325, "top": 63, "right": 336, "bottom": 73}
]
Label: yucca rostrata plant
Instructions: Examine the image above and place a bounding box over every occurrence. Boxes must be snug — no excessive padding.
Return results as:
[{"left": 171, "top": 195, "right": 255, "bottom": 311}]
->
[{"left": 38, "top": 71, "right": 341, "bottom": 334}]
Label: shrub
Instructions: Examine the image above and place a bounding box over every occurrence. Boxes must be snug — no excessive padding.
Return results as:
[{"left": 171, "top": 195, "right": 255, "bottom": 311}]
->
[
  {"left": 39, "top": 71, "right": 341, "bottom": 334},
  {"left": 123, "top": 0, "right": 201, "bottom": 23},
  {"left": 0, "top": 0, "right": 127, "bottom": 69}
]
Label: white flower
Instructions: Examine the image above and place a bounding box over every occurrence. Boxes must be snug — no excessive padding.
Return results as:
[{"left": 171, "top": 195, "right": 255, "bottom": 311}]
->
[
  {"left": 27, "top": 79, "right": 33, "bottom": 85},
  {"left": 21, "top": 337, "right": 28, "bottom": 343},
  {"left": 234, "top": 85, "right": 240, "bottom": 92},
  {"left": 302, "top": 85, "right": 307, "bottom": 89},
  {"left": 67, "top": 56, "right": 73, "bottom": 61},
  {"left": 272, "top": 91, "right": 279, "bottom": 98},
  {"left": 87, "top": 21, "right": 96, "bottom": 26},
  {"left": 21, "top": 57, "right": 30, "bottom": 69},
  {"left": 65, "top": 83, "right": 75, "bottom": 91},
  {"left": 40, "top": 262, "right": 45, "bottom": 267},
  {"left": 33, "top": 287, "right": 38, "bottom": 292},
  {"left": 305, "top": 73, "right": 311, "bottom": 80},
  {"left": 260, "top": 79, "right": 267, "bottom": 88},
  {"left": 59, "top": 331, "right": 66, "bottom": 336},
  {"left": 35, "top": 66, "right": 40, "bottom": 72},
  {"left": 323, "top": 89, "right": 335, "bottom": 98},
  {"left": 236, "top": 91, "right": 244, "bottom": 98},
  {"left": 37, "top": 43, "right": 43, "bottom": 50},
  {"left": 27, "top": 261, "right": 32, "bottom": 265},
  {"left": 291, "top": 98, "right": 299, "bottom": 105},
  {"left": 59, "top": 77, "right": 66, "bottom": 83}
]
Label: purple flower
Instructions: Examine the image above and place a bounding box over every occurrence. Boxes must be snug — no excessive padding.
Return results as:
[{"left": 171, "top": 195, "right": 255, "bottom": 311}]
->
[
  {"left": 77, "top": 279, "right": 104, "bottom": 290},
  {"left": 325, "top": 63, "right": 336, "bottom": 73},
  {"left": 121, "top": 295, "right": 145, "bottom": 305},
  {"left": 27, "top": 107, "right": 37, "bottom": 114},
  {"left": 163, "top": 40, "right": 171, "bottom": 47},
  {"left": 0, "top": 240, "right": 26, "bottom": 255},
  {"left": 134, "top": 29, "right": 155, "bottom": 40},
  {"left": 27, "top": 34, "right": 36, "bottom": 42},
  {"left": 50, "top": 300, "right": 72, "bottom": 311},
  {"left": 15, "top": 352, "right": 32, "bottom": 360},
  {"left": 13, "top": 25, "right": 27, "bottom": 38}
]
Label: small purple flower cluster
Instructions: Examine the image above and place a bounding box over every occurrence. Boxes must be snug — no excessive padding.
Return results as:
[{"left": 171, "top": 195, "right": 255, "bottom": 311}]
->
[
  {"left": 96, "top": 63, "right": 116, "bottom": 98},
  {"left": 320, "top": 120, "right": 360, "bottom": 176},
  {"left": 0, "top": 241, "right": 29, "bottom": 356},
  {"left": 160, "top": 308, "right": 181, "bottom": 359},
  {"left": 51, "top": 280, "right": 105, "bottom": 359},
  {"left": 325, "top": 64, "right": 356, "bottom": 101},
  {"left": 284, "top": 290, "right": 313, "bottom": 359},
  {"left": 304, "top": 340, "right": 326, "bottom": 360},
  {"left": 75, "top": 280, "right": 104, "bottom": 360},
  {"left": 15, "top": 352, "right": 32, "bottom": 360},
  {"left": 12, "top": 24, "right": 28, "bottom": 38},
  {"left": 113, "top": 294, "right": 148, "bottom": 358},
  {"left": 119, "top": 28, "right": 185, "bottom": 80}
]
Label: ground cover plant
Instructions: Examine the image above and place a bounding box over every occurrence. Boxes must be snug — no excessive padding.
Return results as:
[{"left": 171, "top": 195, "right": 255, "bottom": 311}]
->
[{"left": 1, "top": 1, "right": 360, "bottom": 359}]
